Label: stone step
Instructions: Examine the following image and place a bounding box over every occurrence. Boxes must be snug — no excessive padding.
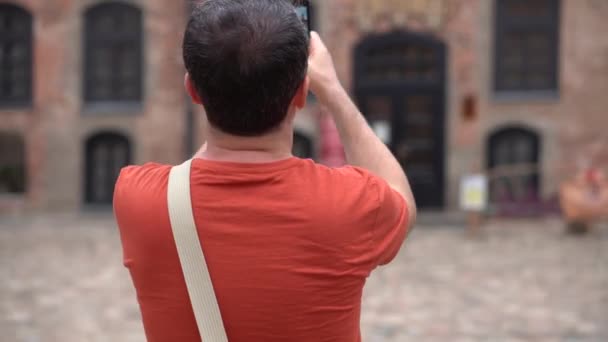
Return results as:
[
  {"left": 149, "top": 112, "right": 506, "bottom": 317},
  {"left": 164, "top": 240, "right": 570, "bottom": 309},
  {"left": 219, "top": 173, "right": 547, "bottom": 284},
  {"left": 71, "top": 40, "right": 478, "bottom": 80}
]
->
[{"left": 415, "top": 210, "right": 467, "bottom": 227}]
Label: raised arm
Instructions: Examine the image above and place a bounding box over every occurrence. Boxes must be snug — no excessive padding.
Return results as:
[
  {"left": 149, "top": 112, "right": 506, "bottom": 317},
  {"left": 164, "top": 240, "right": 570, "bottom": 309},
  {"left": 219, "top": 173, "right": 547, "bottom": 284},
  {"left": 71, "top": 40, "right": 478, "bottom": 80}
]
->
[{"left": 307, "top": 32, "right": 417, "bottom": 228}]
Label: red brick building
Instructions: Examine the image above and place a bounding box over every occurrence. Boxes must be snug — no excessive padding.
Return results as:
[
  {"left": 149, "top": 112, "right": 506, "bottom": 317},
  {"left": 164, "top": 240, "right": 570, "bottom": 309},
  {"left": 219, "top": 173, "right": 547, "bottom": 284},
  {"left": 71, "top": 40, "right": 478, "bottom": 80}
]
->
[{"left": 1, "top": 0, "right": 607, "bottom": 214}]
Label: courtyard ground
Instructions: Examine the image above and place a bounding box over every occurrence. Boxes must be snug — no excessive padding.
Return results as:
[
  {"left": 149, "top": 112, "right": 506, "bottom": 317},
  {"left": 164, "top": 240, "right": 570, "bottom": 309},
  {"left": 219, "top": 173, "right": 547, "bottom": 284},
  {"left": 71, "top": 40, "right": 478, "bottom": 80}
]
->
[{"left": 1, "top": 213, "right": 606, "bottom": 342}]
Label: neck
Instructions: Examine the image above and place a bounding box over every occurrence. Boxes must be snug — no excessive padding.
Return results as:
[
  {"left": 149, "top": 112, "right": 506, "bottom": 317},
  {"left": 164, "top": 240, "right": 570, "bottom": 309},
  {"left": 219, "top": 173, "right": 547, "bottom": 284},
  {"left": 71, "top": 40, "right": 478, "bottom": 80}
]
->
[{"left": 199, "top": 125, "right": 294, "bottom": 163}]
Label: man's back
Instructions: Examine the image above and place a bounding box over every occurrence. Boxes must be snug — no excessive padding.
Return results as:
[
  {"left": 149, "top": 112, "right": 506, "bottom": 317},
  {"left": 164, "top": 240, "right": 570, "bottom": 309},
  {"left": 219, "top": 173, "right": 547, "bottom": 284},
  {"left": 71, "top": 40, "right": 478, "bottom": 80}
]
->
[{"left": 114, "top": 157, "right": 408, "bottom": 341}]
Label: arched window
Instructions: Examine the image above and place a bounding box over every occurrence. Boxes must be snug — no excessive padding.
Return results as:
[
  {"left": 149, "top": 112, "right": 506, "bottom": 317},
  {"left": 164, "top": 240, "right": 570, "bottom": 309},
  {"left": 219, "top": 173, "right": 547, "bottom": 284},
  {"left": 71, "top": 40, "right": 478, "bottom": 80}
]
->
[
  {"left": 84, "top": 3, "right": 143, "bottom": 104},
  {"left": 0, "top": 4, "right": 32, "bottom": 106},
  {"left": 85, "top": 132, "right": 131, "bottom": 204},
  {"left": 0, "top": 132, "right": 26, "bottom": 194},
  {"left": 488, "top": 127, "right": 541, "bottom": 204}
]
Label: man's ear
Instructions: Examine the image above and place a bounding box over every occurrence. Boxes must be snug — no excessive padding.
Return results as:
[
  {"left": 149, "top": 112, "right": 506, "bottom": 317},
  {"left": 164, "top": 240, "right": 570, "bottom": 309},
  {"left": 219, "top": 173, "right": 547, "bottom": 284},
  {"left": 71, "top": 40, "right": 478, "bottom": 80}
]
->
[
  {"left": 184, "top": 73, "right": 203, "bottom": 105},
  {"left": 292, "top": 76, "right": 310, "bottom": 110}
]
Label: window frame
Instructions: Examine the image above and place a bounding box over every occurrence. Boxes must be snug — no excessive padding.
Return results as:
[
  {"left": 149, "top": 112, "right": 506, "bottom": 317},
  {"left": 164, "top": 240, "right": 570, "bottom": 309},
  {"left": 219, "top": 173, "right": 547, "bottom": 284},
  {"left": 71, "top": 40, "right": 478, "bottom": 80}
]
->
[
  {"left": 487, "top": 126, "right": 541, "bottom": 202},
  {"left": 493, "top": 0, "right": 561, "bottom": 99},
  {"left": 0, "top": 4, "right": 33, "bottom": 109},
  {"left": 84, "top": 131, "right": 132, "bottom": 205},
  {"left": 83, "top": 2, "right": 143, "bottom": 107}
]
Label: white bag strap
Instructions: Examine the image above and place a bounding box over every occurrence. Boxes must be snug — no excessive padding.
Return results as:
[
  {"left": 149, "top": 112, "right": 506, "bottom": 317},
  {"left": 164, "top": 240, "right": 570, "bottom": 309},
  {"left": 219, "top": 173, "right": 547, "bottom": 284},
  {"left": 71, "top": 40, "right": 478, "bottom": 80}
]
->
[{"left": 167, "top": 159, "right": 229, "bottom": 342}]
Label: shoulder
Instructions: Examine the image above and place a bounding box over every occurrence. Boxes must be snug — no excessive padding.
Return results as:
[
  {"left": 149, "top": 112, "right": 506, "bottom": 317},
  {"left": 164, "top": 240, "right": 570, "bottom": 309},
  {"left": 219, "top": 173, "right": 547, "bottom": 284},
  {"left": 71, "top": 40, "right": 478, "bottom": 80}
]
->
[
  {"left": 116, "top": 163, "right": 172, "bottom": 187},
  {"left": 298, "top": 161, "right": 382, "bottom": 218},
  {"left": 312, "top": 163, "right": 410, "bottom": 266},
  {"left": 299, "top": 159, "right": 375, "bottom": 185},
  {"left": 113, "top": 163, "right": 172, "bottom": 211},
  {"left": 304, "top": 161, "right": 407, "bottom": 218},
  {"left": 113, "top": 163, "right": 174, "bottom": 262}
]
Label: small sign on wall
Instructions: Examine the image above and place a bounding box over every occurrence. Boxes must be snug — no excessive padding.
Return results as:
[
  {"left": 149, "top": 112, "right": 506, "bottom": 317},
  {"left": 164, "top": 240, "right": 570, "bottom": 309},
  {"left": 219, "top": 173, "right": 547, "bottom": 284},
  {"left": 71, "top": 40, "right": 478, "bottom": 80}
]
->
[
  {"left": 460, "top": 174, "right": 488, "bottom": 212},
  {"left": 372, "top": 121, "right": 391, "bottom": 144}
]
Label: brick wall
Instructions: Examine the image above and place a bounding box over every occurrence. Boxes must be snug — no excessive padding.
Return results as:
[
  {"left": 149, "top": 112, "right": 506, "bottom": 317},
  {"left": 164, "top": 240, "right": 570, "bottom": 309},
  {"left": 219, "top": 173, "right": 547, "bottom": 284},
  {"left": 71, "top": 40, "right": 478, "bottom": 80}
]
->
[
  {"left": 2, "top": 0, "right": 606, "bottom": 212},
  {"left": 320, "top": 0, "right": 480, "bottom": 207},
  {"left": 479, "top": 0, "right": 608, "bottom": 198},
  {"left": 320, "top": 0, "right": 607, "bottom": 208},
  {"left": 0, "top": 0, "right": 188, "bottom": 211}
]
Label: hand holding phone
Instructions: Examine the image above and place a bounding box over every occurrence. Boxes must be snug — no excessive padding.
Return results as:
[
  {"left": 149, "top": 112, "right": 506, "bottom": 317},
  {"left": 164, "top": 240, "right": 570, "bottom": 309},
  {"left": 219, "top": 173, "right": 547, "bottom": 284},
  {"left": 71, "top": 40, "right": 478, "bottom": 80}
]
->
[
  {"left": 295, "top": 1, "right": 311, "bottom": 36},
  {"left": 307, "top": 32, "right": 339, "bottom": 101}
]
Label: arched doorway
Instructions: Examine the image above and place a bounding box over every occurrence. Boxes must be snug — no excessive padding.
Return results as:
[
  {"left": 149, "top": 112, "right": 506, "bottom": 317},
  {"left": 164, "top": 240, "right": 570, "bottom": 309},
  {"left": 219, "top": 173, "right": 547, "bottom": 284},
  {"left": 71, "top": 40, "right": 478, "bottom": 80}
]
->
[
  {"left": 487, "top": 127, "right": 541, "bottom": 209},
  {"left": 355, "top": 31, "right": 446, "bottom": 208},
  {"left": 85, "top": 132, "right": 131, "bottom": 205},
  {"left": 0, "top": 132, "right": 26, "bottom": 194},
  {"left": 293, "top": 132, "right": 314, "bottom": 159}
]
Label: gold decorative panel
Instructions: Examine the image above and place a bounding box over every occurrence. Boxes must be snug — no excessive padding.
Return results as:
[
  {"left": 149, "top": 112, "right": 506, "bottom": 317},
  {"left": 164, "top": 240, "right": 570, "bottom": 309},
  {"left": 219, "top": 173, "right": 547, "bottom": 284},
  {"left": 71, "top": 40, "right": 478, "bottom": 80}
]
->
[{"left": 355, "top": 0, "right": 446, "bottom": 31}]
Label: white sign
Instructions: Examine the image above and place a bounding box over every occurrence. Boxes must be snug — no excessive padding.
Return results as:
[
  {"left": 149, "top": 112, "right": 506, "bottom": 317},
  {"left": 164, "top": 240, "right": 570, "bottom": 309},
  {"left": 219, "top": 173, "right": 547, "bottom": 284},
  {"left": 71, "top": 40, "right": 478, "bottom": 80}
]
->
[
  {"left": 372, "top": 121, "right": 391, "bottom": 144},
  {"left": 460, "top": 174, "right": 488, "bottom": 212}
]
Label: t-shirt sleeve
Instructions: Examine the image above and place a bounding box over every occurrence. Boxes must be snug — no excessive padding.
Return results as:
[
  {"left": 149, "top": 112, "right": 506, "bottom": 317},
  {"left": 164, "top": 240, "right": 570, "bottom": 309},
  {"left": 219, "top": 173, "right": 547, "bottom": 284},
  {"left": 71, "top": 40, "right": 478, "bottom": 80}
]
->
[
  {"left": 113, "top": 165, "right": 147, "bottom": 267},
  {"left": 369, "top": 176, "right": 409, "bottom": 267},
  {"left": 113, "top": 163, "right": 170, "bottom": 267}
]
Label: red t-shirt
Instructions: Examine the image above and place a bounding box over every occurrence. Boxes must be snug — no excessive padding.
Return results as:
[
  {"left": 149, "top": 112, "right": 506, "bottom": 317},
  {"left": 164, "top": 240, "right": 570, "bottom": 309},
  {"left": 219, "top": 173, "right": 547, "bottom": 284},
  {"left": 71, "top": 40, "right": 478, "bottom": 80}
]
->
[{"left": 114, "top": 157, "right": 408, "bottom": 342}]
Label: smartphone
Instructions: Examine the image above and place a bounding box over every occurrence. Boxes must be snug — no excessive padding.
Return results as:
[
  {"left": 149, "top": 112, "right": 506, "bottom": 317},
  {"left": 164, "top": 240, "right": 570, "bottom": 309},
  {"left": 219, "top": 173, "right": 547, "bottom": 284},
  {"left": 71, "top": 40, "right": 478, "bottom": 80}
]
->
[{"left": 295, "top": 1, "right": 311, "bottom": 36}]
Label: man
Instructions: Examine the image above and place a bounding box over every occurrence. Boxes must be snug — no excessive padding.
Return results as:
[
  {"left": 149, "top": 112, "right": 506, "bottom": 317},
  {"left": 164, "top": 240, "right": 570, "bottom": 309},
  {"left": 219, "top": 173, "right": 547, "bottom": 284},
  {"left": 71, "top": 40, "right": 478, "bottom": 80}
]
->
[{"left": 114, "top": 0, "right": 416, "bottom": 341}]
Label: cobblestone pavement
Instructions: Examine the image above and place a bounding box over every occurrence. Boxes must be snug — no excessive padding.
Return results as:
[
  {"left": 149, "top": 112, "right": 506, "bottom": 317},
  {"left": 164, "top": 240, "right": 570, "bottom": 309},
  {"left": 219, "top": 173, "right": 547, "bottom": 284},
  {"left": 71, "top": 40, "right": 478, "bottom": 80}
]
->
[{"left": 1, "top": 214, "right": 607, "bottom": 342}]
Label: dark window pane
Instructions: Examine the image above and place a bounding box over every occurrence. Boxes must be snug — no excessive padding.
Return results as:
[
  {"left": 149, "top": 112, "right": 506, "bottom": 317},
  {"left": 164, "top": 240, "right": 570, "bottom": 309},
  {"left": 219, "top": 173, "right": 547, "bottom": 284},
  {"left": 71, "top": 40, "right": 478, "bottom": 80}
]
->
[
  {"left": 85, "top": 133, "right": 131, "bottom": 204},
  {"left": 488, "top": 128, "right": 540, "bottom": 202},
  {"left": 366, "top": 96, "right": 392, "bottom": 121},
  {"left": 359, "top": 40, "right": 440, "bottom": 84},
  {"left": 403, "top": 96, "right": 434, "bottom": 142},
  {"left": 0, "top": 5, "right": 32, "bottom": 106},
  {"left": 495, "top": 0, "right": 559, "bottom": 92},
  {"left": 0, "top": 133, "right": 26, "bottom": 194},
  {"left": 85, "top": 4, "right": 143, "bottom": 103},
  {"left": 292, "top": 132, "right": 313, "bottom": 159}
]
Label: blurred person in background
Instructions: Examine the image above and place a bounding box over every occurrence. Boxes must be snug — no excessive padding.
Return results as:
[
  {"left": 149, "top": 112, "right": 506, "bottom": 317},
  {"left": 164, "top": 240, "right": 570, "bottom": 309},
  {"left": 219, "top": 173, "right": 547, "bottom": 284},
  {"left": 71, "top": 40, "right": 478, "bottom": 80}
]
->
[
  {"left": 113, "top": 0, "right": 416, "bottom": 341},
  {"left": 560, "top": 143, "right": 608, "bottom": 234}
]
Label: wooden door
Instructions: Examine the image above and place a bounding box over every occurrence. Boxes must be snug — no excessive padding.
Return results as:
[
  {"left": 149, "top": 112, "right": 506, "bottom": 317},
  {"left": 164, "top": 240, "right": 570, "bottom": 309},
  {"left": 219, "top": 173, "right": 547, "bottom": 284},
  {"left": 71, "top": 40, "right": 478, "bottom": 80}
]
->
[{"left": 355, "top": 31, "right": 446, "bottom": 208}]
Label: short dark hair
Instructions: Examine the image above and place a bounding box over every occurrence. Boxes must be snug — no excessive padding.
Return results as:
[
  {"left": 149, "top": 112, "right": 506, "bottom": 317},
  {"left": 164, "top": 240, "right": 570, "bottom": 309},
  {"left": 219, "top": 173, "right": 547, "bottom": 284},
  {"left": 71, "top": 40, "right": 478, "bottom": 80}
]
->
[{"left": 183, "top": 0, "right": 309, "bottom": 137}]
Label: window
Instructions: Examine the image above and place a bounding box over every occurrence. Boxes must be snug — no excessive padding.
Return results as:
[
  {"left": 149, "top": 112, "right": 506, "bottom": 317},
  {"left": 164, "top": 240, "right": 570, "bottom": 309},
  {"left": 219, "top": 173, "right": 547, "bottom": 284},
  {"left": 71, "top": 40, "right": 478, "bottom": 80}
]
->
[
  {"left": 355, "top": 32, "right": 444, "bottom": 88},
  {"left": 0, "top": 132, "right": 26, "bottom": 194},
  {"left": 84, "top": 3, "right": 143, "bottom": 104},
  {"left": 293, "top": 132, "right": 313, "bottom": 159},
  {"left": 494, "top": 0, "right": 560, "bottom": 93},
  {"left": 0, "top": 5, "right": 32, "bottom": 107},
  {"left": 488, "top": 127, "right": 540, "bottom": 204},
  {"left": 85, "top": 132, "right": 131, "bottom": 205}
]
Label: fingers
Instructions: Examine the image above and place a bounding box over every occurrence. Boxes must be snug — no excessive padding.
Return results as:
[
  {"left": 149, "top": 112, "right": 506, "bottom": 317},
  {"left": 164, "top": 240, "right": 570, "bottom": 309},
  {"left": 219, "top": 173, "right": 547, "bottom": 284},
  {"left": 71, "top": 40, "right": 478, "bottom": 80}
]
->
[
  {"left": 309, "top": 31, "right": 319, "bottom": 55},
  {"left": 308, "top": 31, "right": 326, "bottom": 55}
]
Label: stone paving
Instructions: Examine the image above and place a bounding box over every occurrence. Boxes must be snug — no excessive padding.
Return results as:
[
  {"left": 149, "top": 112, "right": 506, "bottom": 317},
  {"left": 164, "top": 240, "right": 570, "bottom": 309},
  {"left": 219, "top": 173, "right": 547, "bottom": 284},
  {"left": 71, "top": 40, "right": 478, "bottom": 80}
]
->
[{"left": 1, "top": 214, "right": 607, "bottom": 342}]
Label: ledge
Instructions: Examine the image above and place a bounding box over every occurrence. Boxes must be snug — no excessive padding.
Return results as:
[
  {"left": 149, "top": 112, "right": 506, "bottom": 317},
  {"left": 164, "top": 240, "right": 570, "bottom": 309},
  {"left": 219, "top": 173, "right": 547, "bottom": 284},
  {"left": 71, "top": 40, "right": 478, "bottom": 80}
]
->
[
  {"left": 82, "top": 102, "right": 143, "bottom": 115},
  {"left": 492, "top": 90, "right": 560, "bottom": 104}
]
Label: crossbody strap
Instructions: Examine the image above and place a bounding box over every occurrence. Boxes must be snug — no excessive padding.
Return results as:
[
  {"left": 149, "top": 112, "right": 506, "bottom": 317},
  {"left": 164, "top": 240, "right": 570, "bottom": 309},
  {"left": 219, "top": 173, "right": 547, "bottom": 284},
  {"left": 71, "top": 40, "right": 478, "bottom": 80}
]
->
[{"left": 167, "top": 159, "right": 229, "bottom": 342}]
